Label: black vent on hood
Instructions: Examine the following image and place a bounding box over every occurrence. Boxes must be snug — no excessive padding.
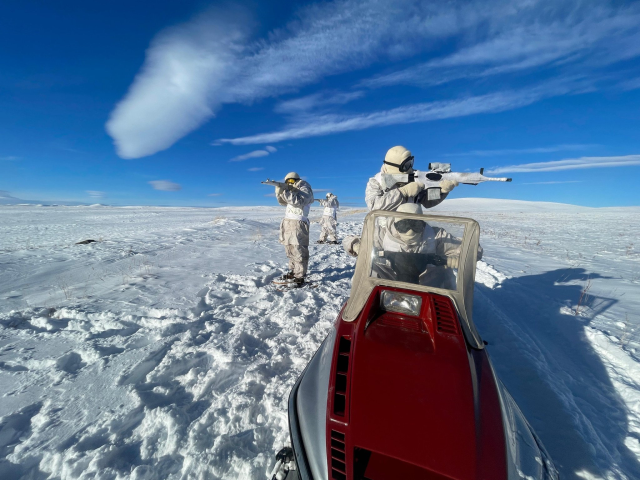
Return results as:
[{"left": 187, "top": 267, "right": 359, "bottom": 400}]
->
[
  {"left": 330, "top": 430, "right": 347, "bottom": 480},
  {"left": 433, "top": 295, "right": 459, "bottom": 335}
]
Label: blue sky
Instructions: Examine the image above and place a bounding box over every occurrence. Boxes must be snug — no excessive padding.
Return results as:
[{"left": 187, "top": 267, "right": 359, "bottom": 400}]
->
[{"left": 2, "top": 0, "right": 640, "bottom": 207}]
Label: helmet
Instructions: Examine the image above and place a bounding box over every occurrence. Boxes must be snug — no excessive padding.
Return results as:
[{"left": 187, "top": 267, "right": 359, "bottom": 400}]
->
[
  {"left": 326, "top": 192, "right": 332, "bottom": 198},
  {"left": 284, "top": 172, "right": 300, "bottom": 185},
  {"left": 384, "top": 146, "right": 414, "bottom": 173}
]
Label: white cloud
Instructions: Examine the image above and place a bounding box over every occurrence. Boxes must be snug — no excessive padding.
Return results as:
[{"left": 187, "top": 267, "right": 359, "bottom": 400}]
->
[
  {"left": 442, "top": 144, "right": 596, "bottom": 157},
  {"left": 522, "top": 180, "right": 583, "bottom": 185},
  {"left": 248, "top": 167, "right": 264, "bottom": 172},
  {"left": 274, "top": 90, "right": 365, "bottom": 114},
  {"left": 107, "top": 0, "right": 640, "bottom": 157},
  {"left": 360, "top": 3, "right": 640, "bottom": 89},
  {"left": 216, "top": 79, "right": 581, "bottom": 145},
  {"left": 229, "top": 150, "right": 270, "bottom": 162},
  {"left": 0, "top": 190, "right": 18, "bottom": 199},
  {"left": 208, "top": 193, "right": 223, "bottom": 196},
  {"left": 265, "top": 146, "right": 277, "bottom": 153},
  {"left": 486, "top": 155, "right": 640, "bottom": 174},
  {"left": 149, "top": 180, "right": 182, "bottom": 191},
  {"left": 106, "top": 1, "right": 518, "bottom": 158},
  {"left": 86, "top": 190, "right": 105, "bottom": 198},
  {"left": 0, "top": 156, "right": 20, "bottom": 161},
  {"left": 619, "top": 77, "right": 640, "bottom": 91},
  {"left": 106, "top": 7, "right": 251, "bottom": 159}
]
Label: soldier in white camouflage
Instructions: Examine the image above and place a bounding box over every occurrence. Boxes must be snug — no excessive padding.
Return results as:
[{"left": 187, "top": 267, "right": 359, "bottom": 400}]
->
[
  {"left": 365, "top": 145, "right": 457, "bottom": 211},
  {"left": 275, "top": 172, "right": 314, "bottom": 287},
  {"left": 317, "top": 193, "right": 340, "bottom": 244}
]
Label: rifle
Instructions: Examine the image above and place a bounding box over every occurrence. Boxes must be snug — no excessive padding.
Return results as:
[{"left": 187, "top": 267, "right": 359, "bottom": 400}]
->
[
  {"left": 380, "top": 163, "right": 511, "bottom": 202},
  {"left": 261, "top": 178, "right": 289, "bottom": 189}
]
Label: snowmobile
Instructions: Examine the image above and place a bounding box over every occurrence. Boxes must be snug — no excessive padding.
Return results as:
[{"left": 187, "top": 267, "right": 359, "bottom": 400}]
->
[{"left": 271, "top": 211, "right": 559, "bottom": 480}]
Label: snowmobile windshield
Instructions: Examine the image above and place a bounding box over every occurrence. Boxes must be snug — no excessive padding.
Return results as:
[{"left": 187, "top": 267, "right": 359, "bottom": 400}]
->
[
  {"left": 343, "top": 211, "right": 483, "bottom": 348},
  {"left": 369, "top": 216, "right": 465, "bottom": 291}
]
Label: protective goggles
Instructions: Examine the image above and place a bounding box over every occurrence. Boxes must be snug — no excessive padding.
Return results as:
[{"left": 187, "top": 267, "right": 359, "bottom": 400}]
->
[
  {"left": 395, "top": 218, "right": 426, "bottom": 233},
  {"left": 384, "top": 155, "right": 414, "bottom": 173},
  {"left": 285, "top": 178, "right": 297, "bottom": 185}
]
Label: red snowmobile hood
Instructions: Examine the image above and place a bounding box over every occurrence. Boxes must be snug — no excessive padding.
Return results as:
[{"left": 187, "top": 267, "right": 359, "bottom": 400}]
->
[{"left": 326, "top": 287, "right": 507, "bottom": 480}]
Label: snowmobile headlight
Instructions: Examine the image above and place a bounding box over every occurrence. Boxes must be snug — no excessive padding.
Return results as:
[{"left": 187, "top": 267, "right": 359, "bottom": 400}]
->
[{"left": 380, "top": 290, "right": 422, "bottom": 316}]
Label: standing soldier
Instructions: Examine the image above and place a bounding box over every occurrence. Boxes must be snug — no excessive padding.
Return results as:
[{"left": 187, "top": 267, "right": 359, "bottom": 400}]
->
[
  {"left": 365, "top": 145, "right": 458, "bottom": 211},
  {"left": 274, "top": 172, "right": 314, "bottom": 287},
  {"left": 317, "top": 192, "right": 340, "bottom": 244}
]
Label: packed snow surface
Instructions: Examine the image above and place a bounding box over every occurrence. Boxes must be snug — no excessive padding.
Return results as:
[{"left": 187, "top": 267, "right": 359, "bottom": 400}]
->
[{"left": 1, "top": 200, "right": 640, "bottom": 480}]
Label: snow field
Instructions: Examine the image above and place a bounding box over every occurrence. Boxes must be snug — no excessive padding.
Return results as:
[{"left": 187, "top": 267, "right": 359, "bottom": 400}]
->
[
  {"left": 1, "top": 200, "right": 640, "bottom": 479},
  {"left": 0, "top": 206, "right": 361, "bottom": 479}
]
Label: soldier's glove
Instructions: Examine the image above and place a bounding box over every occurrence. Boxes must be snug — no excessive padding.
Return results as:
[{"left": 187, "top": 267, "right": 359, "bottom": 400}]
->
[
  {"left": 342, "top": 236, "right": 360, "bottom": 257},
  {"left": 439, "top": 179, "right": 458, "bottom": 194},
  {"left": 398, "top": 181, "right": 425, "bottom": 199}
]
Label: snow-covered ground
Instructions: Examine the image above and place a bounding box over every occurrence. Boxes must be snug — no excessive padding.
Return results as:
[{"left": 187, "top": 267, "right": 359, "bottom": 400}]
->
[{"left": 1, "top": 200, "right": 639, "bottom": 479}]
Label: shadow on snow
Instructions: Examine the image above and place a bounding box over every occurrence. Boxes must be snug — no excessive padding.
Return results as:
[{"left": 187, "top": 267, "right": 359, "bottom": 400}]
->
[{"left": 475, "top": 268, "right": 639, "bottom": 480}]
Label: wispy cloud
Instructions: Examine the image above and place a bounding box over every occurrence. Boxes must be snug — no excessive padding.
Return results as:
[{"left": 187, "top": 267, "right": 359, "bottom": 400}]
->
[
  {"left": 360, "top": 3, "right": 640, "bottom": 90},
  {"left": 107, "top": 0, "right": 640, "bottom": 157},
  {"left": 0, "top": 190, "right": 18, "bottom": 199},
  {"left": 217, "top": 79, "right": 583, "bottom": 145},
  {"left": 619, "top": 77, "right": 640, "bottom": 91},
  {"left": 248, "top": 167, "right": 264, "bottom": 172},
  {"left": 0, "top": 155, "right": 20, "bottom": 161},
  {"left": 149, "top": 180, "right": 182, "bottom": 191},
  {"left": 105, "top": 1, "right": 526, "bottom": 158},
  {"left": 487, "top": 155, "right": 640, "bottom": 174},
  {"left": 229, "top": 145, "right": 279, "bottom": 162},
  {"left": 275, "top": 90, "right": 364, "bottom": 114},
  {"left": 208, "top": 193, "right": 223, "bottom": 196},
  {"left": 86, "top": 190, "right": 105, "bottom": 198},
  {"left": 442, "top": 144, "right": 596, "bottom": 157},
  {"left": 106, "top": 6, "right": 251, "bottom": 159},
  {"left": 522, "top": 180, "right": 583, "bottom": 185},
  {"left": 229, "top": 150, "right": 270, "bottom": 162}
]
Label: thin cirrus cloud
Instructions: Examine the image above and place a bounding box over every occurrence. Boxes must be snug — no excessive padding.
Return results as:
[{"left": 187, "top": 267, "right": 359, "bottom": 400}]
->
[
  {"left": 208, "top": 193, "right": 223, "bottom": 196},
  {"left": 441, "top": 144, "right": 597, "bottom": 157},
  {"left": 486, "top": 155, "right": 640, "bottom": 174},
  {"left": 522, "top": 180, "right": 583, "bottom": 185},
  {"left": 86, "top": 190, "right": 105, "bottom": 198},
  {"left": 104, "top": 0, "right": 540, "bottom": 158},
  {"left": 216, "top": 79, "right": 583, "bottom": 145},
  {"left": 248, "top": 167, "right": 264, "bottom": 172},
  {"left": 229, "top": 150, "right": 269, "bottom": 162},
  {"left": 359, "top": 4, "right": 640, "bottom": 90},
  {"left": 229, "top": 146, "right": 277, "bottom": 162},
  {"left": 0, "top": 156, "right": 20, "bottom": 161},
  {"left": 149, "top": 180, "right": 182, "bottom": 191},
  {"left": 274, "top": 90, "right": 365, "bottom": 114},
  {"left": 107, "top": 0, "right": 640, "bottom": 158}
]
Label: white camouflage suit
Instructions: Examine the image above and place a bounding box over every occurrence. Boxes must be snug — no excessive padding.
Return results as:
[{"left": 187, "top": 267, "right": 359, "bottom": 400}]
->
[
  {"left": 277, "top": 179, "right": 314, "bottom": 279},
  {"left": 318, "top": 195, "right": 339, "bottom": 242}
]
